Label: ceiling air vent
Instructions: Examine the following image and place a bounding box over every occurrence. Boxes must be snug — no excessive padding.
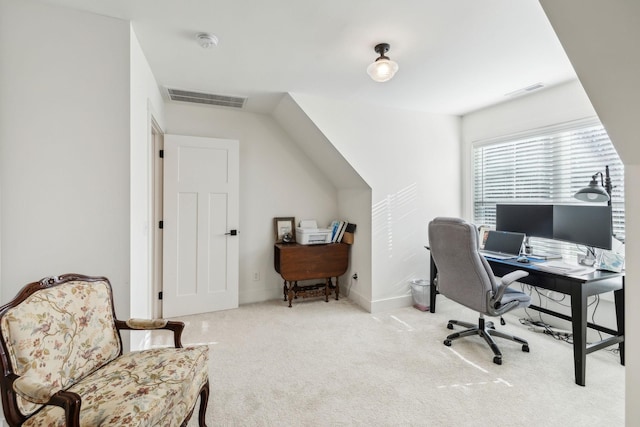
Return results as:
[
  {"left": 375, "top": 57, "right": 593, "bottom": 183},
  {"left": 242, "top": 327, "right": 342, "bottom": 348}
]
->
[
  {"left": 166, "top": 88, "right": 246, "bottom": 109},
  {"left": 504, "top": 83, "right": 545, "bottom": 98}
]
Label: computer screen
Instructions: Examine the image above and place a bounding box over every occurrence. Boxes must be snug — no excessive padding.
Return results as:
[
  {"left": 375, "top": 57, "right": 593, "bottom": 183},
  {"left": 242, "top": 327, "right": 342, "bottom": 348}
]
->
[
  {"left": 552, "top": 205, "right": 612, "bottom": 250},
  {"left": 496, "top": 204, "right": 554, "bottom": 239},
  {"left": 482, "top": 230, "right": 526, "bottom": 255}
]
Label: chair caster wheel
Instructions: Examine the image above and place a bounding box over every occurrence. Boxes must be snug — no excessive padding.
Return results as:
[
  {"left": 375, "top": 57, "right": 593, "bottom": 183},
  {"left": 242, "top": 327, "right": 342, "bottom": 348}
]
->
[
  {"left": 447, "top": 323, "right": 453, "bottom": 330},
  {"left": 444, "top": 340, "right": 452, "bottom": 347},
  {"left": 522, "top": 345, "right": 530, "bottom": 352},
  {"left": 493, "top": 356, "right": 502, "bottom": 365}
]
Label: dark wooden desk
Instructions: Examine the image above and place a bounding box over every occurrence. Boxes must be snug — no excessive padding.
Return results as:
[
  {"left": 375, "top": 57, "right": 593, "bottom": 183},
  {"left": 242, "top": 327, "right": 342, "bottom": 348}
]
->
[
  {"left": 274, "top": 243, "right": 349, "bottom": 307},
  {"left": 428, "top": 253, "right": 624, "bottom": 386}
]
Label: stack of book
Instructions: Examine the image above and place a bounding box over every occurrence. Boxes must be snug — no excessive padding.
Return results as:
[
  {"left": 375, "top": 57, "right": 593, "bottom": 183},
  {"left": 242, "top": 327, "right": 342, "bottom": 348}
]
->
[{"left": 328, "top": 221, "right": 356, "bottom": 244}]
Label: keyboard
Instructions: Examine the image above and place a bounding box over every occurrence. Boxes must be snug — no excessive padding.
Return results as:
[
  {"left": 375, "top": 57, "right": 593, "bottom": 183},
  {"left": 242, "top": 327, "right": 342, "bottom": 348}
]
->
[
  {"left": 536, "top": 260, "right": 595, "bottom": 275},
  {"left": 479, "top": 250, "right": 518, "bottom": 260}
]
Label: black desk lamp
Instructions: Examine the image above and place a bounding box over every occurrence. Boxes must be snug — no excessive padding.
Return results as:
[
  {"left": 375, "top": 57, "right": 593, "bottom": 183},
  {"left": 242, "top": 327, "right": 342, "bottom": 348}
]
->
[
  {"left": 573, "top": 165, "right": 612, "bottom": 206},
  {"left": 573, "top": 165, "right": 620, "bottom": 265}
]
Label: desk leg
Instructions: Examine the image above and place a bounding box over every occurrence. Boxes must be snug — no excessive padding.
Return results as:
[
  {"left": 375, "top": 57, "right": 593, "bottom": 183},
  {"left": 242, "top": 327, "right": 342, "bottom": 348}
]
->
[
  {"left": 571, "top": 288, "right": 588, "bottom": 386},
  {"left": 335, "top": 276, "right": 340, "bottom": 300},
  {"left": 429, "top": 255, "right": 437, "bottom": 313},
  {"left": 615, "top": 277, "right": 625, "bottom": 365}
]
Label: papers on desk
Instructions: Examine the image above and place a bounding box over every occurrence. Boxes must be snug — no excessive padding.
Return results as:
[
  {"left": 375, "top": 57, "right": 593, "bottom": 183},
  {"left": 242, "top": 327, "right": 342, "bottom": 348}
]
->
[{"left": 536, "top": 260, "right": 595, "bottom": 275}]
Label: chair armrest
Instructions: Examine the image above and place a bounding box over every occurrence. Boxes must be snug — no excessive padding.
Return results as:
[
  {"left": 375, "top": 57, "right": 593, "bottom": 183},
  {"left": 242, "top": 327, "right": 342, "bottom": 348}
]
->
[
  {"left": 13, "top": 374, "right": 62, "bottom": 404},
  {"left": 115, "top": 319, "right": 185, "bottom": 348},
  {"left": 493, "top": 270, "right": 529, "bottom": 308},
  {"left": 13, "top": 375, "right": 82, "bottom": 426},
  {"left": 500, "top": 270, "right": 529, "bottom": 287},
  {"left": 124, "top": 318, "right": 169, "bottom": 329}
]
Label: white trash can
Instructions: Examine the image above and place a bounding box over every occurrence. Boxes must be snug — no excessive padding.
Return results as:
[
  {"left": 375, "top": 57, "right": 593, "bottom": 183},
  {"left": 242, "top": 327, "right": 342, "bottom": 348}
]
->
[{"left": 410, "top": 279, "right": 430, "bottom": 312}]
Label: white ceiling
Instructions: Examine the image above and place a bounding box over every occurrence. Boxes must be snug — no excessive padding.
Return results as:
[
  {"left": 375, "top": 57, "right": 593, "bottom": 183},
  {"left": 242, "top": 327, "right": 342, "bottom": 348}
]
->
[{"left": 39, "top": 0, "right": 577, "bottom": 115}]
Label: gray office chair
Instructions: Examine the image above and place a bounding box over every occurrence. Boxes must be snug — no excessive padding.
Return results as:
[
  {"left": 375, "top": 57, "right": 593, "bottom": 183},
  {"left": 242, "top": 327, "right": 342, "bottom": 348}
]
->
[{"left": 428, "top": 217, "right": 532, "bottom": 365}]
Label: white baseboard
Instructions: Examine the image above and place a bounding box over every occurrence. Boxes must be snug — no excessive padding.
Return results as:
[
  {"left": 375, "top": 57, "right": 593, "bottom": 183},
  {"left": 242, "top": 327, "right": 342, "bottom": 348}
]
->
[
  {"left": 370, "top": 294, "right": 413, "bottom": 314},
  {"left": 240, "top": 285, "right": 282, "bottom": 305},
  {"left": 240, "top": 285, "right": 415, "bottom": 315},
  {"left": 345, "top": 288, "right": 372, "bottom": 312}
]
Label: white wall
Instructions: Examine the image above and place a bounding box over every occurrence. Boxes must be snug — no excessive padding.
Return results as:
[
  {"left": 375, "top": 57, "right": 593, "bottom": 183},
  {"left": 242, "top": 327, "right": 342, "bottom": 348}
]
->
[
  {"left": 624, "top": 164, "right": 640, "bottom": 422},
  {"left": 461, "top": 80, "right": 597, "bottom": 220},
  {"left": 290, "top": 94, "right": 462, "bottom": 312},
  {"left": 164, "top": 102, "right": 339, "bottom": 303},
  {"left": 271, "top": 94, "right": 372, "bottom": 310},
  {"left": 0, "top": 1, "right": 131, "bottom": 318},
  {"left": 129, "top": 25, "right": 166, "bottom": 350},
  {"left": 337, "top": 188, "right": 372, "bottom": 306},
  {"left": 130, "top": 26, "right": 166, "bottom": 323},
  {"left": 538, "top": 2, "right": 640, "bottom": 423}
]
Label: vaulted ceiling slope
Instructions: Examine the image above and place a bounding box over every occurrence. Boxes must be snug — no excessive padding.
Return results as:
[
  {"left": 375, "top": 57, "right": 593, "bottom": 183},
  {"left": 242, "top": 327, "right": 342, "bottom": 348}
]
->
[{"left": 38, "top": 0, "right": 577, "bottom": 115}]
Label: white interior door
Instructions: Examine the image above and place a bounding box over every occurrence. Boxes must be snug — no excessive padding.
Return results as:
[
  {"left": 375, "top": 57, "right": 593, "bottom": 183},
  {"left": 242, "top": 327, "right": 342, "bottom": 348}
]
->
[{"left": 162, "top": 134, "right": 239, "bottom": 317}]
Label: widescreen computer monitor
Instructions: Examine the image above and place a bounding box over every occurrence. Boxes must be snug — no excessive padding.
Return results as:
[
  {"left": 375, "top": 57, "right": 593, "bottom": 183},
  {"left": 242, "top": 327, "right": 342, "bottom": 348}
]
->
[
  {"left": 552, "top": 205, "right": 612, "bottom": 250},
  {"left": 496, "top": 204, "right": 554, "bottom": 239}
]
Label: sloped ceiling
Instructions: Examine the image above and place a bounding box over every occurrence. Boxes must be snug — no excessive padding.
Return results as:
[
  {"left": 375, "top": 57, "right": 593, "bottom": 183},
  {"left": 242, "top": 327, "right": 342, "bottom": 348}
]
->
[
  {"left": 540, "top": 0, "right": 640, "bottom": 164},
  {"left": 38, "top": 0, "right": 577, "bottom": 115}
]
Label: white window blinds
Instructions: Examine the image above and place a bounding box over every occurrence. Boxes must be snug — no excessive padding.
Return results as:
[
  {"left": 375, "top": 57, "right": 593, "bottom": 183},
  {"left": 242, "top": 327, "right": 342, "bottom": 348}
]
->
[{"left": 473, "top": 119, "right": 625, "bottom": 252}]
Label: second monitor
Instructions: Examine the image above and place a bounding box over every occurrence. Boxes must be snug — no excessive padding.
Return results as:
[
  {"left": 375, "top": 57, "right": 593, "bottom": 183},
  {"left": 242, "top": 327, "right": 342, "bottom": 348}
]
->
[{"left": 496, "top": 203, "right": 612, "bottom": 250}]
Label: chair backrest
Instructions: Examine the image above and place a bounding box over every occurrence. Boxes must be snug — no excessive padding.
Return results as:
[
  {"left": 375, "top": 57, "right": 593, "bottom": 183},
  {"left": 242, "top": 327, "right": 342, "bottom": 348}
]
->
[
  {"left": 428, "top": 217, "right": 497, "bottom": 313},
  {"left": 0, "top": 274, "right": 122, "bottom": 419}
]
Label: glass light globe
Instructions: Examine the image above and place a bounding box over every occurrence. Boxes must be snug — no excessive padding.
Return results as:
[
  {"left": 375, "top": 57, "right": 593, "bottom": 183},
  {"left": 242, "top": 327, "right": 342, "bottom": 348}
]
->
[{"left": 367, "top": 59, "right": 399, "bottom": 82}]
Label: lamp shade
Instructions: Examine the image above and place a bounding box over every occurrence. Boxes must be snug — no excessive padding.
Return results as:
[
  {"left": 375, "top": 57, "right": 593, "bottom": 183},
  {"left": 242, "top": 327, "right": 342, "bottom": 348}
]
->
[
  {"left": 367, "top": 58, "right": 399, "bottom": 82},
  {"left": 574, "top": 181, "right": 611, "bottom": 203},
  {"left": 367, "top": 43, "right": 399, "bottom": 82}
]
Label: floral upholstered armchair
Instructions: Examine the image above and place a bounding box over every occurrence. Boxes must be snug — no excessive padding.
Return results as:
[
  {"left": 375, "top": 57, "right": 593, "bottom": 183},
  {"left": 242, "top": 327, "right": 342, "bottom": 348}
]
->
[{"left": 0, "top": 274, "right": 210, "bottom": 426}]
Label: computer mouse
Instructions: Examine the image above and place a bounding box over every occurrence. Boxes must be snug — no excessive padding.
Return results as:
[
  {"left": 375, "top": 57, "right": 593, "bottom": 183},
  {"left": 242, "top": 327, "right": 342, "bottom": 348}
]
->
[{"left": 516, "top": 256, "right": 530, "bottom": 263}]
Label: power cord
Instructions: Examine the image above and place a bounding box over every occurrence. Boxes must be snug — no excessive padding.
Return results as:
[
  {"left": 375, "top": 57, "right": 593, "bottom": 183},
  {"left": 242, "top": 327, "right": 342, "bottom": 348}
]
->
[
  {"left": 518, "top": 285, "right": 616, "bottom": 349},
  {"left": 519, "top": 318, "right": 573, "bottom": 343}
]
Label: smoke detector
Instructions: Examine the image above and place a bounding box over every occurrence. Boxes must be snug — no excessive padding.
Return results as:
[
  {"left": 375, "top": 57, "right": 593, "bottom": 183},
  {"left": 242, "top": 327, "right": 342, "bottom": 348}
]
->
[{"left": 196, "top": 33, "right": 218, "bottom": 49}]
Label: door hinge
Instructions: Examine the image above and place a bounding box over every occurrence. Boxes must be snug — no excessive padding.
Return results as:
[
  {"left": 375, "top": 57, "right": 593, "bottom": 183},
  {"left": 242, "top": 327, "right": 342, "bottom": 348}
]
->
[
  {"left": 159, "top": 149, "right": 164, "bottom": 158},
  {"left": 158, "top": 291, "right": 163, "bottom": 300},
  {"left": 159, "top": 221, "right": 164, "bottom": 229}
]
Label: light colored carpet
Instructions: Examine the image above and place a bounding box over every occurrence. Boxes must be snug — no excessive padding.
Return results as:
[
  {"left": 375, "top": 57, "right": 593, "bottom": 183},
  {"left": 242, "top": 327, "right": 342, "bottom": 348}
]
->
[{"left": 156, "top": 296, "right": 624, "bottom": 426}]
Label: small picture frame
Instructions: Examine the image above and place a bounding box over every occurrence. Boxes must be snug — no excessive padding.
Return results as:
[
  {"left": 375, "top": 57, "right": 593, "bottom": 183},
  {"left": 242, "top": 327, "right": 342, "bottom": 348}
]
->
[
  {"left": 274, "top": 217, "right": 296, "bottom": 243},
  {"left": 478, "top": 225, "right": 492, "bottom": 249}
]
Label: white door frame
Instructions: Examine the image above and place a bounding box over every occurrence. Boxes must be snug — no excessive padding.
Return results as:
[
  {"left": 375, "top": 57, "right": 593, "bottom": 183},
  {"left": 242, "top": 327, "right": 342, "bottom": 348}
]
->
[{"left": 150, "top": 119, "right": 164, "bottom": 318}]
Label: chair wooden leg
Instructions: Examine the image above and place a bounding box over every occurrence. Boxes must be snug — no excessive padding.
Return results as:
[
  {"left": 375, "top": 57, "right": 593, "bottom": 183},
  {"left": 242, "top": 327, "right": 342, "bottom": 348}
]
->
[{"left": 199, "top": 380, "right": 210, "bottom": 427}]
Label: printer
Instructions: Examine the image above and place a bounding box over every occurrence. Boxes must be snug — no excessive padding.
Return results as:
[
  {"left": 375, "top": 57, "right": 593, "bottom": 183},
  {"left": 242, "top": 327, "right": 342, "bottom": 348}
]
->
[{"left": 296, "top": 220, "right": 332, "bottom": 245}]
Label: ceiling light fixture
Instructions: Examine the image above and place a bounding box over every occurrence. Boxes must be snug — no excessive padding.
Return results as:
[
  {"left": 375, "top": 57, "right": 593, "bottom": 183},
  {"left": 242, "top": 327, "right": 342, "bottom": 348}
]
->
[
  {"left": 196, "top": 33, "right": 218, "bottom": 49},
  {"left": 367, "top": 43, "right": 399, "bottom": 83}
]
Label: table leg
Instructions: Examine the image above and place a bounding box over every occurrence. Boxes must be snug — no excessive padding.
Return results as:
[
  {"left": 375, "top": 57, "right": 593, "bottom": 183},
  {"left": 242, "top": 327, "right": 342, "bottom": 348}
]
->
[
  {"left": 335, "top": 276, "right": 340, "bottom": 300},
  {"left": 287, "top": 281, "right": 294, "bottom": 308},
  {"left": 429, "top": 255, "right": 437, "bottom": 313},
  {"left": 570, "top": 288, "right": 588, "bottom": 386},
  {"left": 325, "top": 278, "right": 330, "bottom": 302},
  {"left": 283, "top": 280, "right": 288, "bottom": 301},
  {"left": 614, "top": 278, "right": 625, "bottom": 365}
]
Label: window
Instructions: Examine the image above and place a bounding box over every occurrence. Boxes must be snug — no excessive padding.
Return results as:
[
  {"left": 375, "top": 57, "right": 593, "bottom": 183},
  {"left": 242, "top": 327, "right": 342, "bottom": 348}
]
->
[{"left": 473, "top": 119, "right": 624, "bottom": 256}]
